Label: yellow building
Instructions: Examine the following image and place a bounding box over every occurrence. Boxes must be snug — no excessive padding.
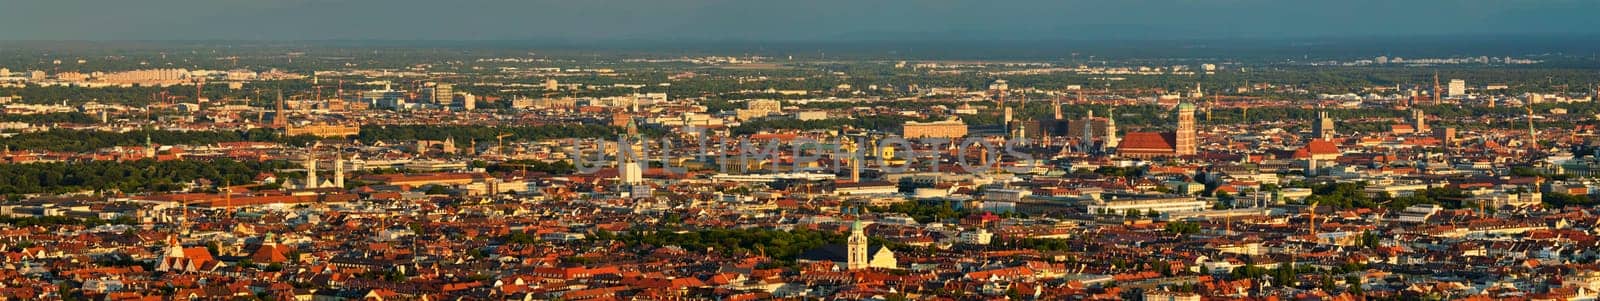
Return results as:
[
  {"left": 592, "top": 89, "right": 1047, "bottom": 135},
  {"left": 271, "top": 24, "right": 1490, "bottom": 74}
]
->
[
  {"left": 286, "top": 123, "right": 361, "bottom": 138},
  {"left": 902, "top": 119, "right": 968, "bottom": 139}
]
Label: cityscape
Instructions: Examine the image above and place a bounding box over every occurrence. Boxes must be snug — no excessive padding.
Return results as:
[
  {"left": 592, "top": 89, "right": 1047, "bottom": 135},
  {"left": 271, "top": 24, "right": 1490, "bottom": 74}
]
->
[{"left": 5, "top": 1, "right": 1600, "bottom": 300}]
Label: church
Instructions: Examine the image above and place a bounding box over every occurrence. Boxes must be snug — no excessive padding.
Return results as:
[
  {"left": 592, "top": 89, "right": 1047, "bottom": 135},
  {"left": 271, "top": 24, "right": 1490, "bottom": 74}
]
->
[
  {"left": 1117, "top": 103, "right": 1198, "bottom": 159},
  {"left": 157, "top": 235, "right": 221, "bottom": 273},
  {"left": 798, "top": 221, "right": 896, "bottom": 270},
  {"left": 295, "top": 143, "right": 347, "bottom": 190}
]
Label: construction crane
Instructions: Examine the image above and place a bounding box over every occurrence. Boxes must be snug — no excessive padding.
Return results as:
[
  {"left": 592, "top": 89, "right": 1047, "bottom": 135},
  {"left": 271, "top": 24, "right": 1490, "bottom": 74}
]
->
[{"left": 496, "top": 133, "right": 513, "bottom": 155}]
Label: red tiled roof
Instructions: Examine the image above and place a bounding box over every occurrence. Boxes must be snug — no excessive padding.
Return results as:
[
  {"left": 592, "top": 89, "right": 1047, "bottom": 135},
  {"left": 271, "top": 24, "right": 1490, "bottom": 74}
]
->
[
  {"left": 1306, "top": 139, "right": 1339, "bottom": 155},
  {"left": 1118, "top": 132, "right": 1176, "bottom": 151}
]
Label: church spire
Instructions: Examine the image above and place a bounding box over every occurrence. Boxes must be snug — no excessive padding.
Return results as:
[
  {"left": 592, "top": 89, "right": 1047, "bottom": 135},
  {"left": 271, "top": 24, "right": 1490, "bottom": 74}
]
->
[
  {"left": 847, "top": 220, "right": 869, "bottom": 270},
  {"left": 1104, "top": 108, "right": 1118, "bottom": 150},
  {"left": 304, "top": 143, "right": 319, "bottom": 189},
  {"left": 145, "top": 133, "right": 156, "bottom": 158}
]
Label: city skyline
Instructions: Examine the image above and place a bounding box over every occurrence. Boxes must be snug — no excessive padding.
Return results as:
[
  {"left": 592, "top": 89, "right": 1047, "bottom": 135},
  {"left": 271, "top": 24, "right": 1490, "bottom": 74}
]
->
[
  {"left": 6, "top": 2, "right": 1600, "bottom": 300},
  {"left": 3, "top": 0, "right": 1600, "bottom": 41}
]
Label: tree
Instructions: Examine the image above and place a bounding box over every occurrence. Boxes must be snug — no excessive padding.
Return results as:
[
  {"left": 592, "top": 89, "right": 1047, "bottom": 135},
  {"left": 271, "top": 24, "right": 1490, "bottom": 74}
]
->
[
  {"left": 1360, "top": 231, "right": 1380, "bottom": 249},
  {"left": 423, "top": 185, "right": 452, "bottom": 195},
  {"left": 1544, "top": 192, "right": 1594, "bottom": 208},
  {"left": 1166, "top": 221, "right": 1201, "bottom": 235}
]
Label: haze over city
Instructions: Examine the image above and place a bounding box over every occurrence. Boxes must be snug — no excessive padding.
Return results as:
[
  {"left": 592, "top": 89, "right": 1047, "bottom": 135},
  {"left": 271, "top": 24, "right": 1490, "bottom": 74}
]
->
[{"left": 4, "top": 0, "right": 1600, "bottom": 40}]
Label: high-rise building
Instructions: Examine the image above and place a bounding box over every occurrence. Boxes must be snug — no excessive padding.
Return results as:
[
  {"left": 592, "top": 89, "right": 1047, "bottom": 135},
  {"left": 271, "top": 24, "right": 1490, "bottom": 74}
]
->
[
  {"left": 458, "top": 93, "right": 476, "bottom": 111},
  {"left": 430, "top": 83, "right": 454, "bottom": 107},
  {"left": 1002, "top": 106, "right": 1014, "bottom": 130},
  {"left": 1448, "top": 79, "right": 1466, "bottom": 97},
  {"left": 1081, "top": 110, "right": 1096, "bottom": 152}
]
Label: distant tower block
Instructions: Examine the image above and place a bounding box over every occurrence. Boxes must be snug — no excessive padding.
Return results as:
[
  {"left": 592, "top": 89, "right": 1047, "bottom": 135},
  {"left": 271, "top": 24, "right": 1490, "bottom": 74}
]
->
[
  {"left": 1440, "top": 71, "right": 1452, "bottom": 104},
  {"left": 1003, "top": 106, "right": 1013, "bottom": 127},
  {"left": 850, "top": 154, "right": 861, "bottom": 183},
  {"left": 431, "top": 83, "right": 454, "bottom": 107},
  {"left": 1081, "top": 110, "right": 1096, "bottom": 152}
]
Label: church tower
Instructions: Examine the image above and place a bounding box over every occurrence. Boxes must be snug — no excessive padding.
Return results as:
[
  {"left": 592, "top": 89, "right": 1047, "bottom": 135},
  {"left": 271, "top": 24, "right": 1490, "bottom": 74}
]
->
[
  {"left": 1314, "top": 111, "right": 1335, "bottom": 140},
  {"left": 847, "top": 220, "right": 869, "bottom": 270},
  {"left": 304, "top": 145, "right": 318, "bottom": 189},
  {"left": 333, "top": 151, "right": 346, "bottom": 189},
  {"left": 1411, "top": 109, "right": 1428, "bottom": 132},
  {"left": 145, "top": 133, "right": 157, "bottom": 158},
  {"left": 1104, "top": 108, "right": 1119, "bottom": 150},
  {"left": 273, "top": 89, "right": 287, "bottom": 128},
  {"left": 1175, "top": 103, "right": 1197, "bottom": 155}
]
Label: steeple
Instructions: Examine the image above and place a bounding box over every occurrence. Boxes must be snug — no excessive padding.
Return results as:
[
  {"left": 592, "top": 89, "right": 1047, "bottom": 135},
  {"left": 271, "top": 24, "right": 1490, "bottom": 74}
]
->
[
  {"left": 145, "top": 133, "right": 157, "bottom": 158},
  {"left": 1175, "top": 103, "right": 1197, "bottom": 156},
  {"left": 625, "top": 117, "right": 639, "bottom": 137},
  {"left": 304, "top": 144, "right": 318, "bottom": 189},
  {"left": 1527, "top": 105, "right": 1538, "bottom": 150},
  {"left": 1104, "top": 108, "right": 1119, "bottom": 150},
  {"left": 273, "top": 89, "right": 287, "bottom": 128},
  {"left": 1314, "top": 110, "right": 1335, "bottom": 140},
  {"left": 164, "top": 235, "right": 185, "bottom": 258},
  {"left": 847, "top": 220, "right": 869, "bottom": 270},
  {"left": 333, "top": 150, "right": 345, "bottom": 189}
]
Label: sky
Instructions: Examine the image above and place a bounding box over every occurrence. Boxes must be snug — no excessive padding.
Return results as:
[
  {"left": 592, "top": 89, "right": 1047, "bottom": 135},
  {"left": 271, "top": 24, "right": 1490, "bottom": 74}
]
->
[{"left": 2, "top": 0, "right": 1597, "bottom": 41}]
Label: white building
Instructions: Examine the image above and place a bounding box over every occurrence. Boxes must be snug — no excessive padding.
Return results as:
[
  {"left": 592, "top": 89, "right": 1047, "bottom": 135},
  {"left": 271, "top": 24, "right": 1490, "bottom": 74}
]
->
[
  {"left": 1086, "top": 195, "right": 1207, "bottom": 216},
  {"left": 960, "top": 228, "right": 994, "bottom": 245},
  {"left": 1448, "top": 79, "right": 1466, "bottom": 97}
]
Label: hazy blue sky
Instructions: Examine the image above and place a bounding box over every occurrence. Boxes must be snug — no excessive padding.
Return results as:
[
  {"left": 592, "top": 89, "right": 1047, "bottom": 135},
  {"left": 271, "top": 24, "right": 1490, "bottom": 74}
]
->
[{"left": 2, "top": 0, "right": 1596, "bottom": 41}]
